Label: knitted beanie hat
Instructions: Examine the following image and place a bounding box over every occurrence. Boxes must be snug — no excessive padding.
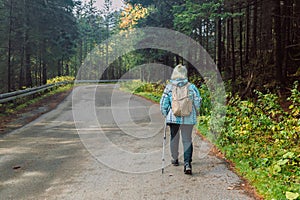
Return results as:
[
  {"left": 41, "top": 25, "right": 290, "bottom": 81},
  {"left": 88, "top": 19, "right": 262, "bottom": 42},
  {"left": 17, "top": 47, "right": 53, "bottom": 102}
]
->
[{"left": 171, "top": 64, "right": 187, "bottom": 80}]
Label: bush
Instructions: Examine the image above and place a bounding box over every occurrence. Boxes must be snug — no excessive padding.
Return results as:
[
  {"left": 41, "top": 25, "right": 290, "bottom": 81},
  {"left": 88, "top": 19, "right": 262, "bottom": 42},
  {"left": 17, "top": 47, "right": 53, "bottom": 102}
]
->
[
  {"left": 47, "top": 76, "right": 74, "bottom": 84},
  {"left": 216, "top": 82, "right": 300, "bottom": 200},
  {"left": 121, "top": 79, "right": 300, "bottom": 199},
  {"left": 120, "top": 80, "right": 165, "bottom": 103}
]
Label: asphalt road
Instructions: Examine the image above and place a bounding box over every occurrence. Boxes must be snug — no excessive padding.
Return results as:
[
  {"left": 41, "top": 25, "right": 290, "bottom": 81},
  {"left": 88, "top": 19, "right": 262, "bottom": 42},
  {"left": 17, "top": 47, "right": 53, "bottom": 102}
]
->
[{"left": 0, "top": 84, "right": 255, "bottom": 200}]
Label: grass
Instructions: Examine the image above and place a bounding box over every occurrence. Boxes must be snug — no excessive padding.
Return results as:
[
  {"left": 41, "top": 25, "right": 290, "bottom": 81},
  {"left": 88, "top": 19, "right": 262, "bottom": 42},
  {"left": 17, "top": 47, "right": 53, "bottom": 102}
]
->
[
  {"left": 1, "top": 84, "right": 73, "bottom": 115},
  {"left": 120, "top": 80, "right": 300, "bottom": 200},
  {"left": 135, "top": 92, "right": 161, "bottom": 103}
]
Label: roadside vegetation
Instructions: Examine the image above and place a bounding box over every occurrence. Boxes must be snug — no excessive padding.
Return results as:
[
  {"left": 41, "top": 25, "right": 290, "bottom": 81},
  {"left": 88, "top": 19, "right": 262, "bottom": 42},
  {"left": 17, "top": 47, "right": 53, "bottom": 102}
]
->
[
  {"left": 121, "top": 80, "right": 300, "bottom": 200},
  {"left": 0, "top": 76, "right": 74, "bottom": 116},
  {"left": 1, "top": 0, "right": 299, "bottom": 198},
  {"left": 47, "top": 76, "right": 75, "bottom": 84}
]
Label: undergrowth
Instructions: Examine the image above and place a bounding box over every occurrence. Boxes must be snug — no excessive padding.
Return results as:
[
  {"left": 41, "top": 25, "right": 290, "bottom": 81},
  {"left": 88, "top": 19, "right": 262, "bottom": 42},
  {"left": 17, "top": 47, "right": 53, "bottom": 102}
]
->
[
  {"left": 47, "top": 76, "right": 74, "bottom": 84},
  {"left": 120, "top": 80, "right": 163, "bottom": 103},
  {"left": 0, "top": 83, "right": 73, "bottom": 115},
  {"left": 121, "top": 79, "right": 300, "bottom": 200},
  {"left": 217, "top": 82, "right": 300, "bottom": 200}
]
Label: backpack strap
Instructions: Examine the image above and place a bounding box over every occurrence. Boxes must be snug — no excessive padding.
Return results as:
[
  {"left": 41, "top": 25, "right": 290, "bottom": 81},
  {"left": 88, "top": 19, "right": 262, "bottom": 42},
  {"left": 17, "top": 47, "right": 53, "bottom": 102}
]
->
[
  {"left": 172, "top": 82, "right": 190, "bottom": 100},
  {"left": 185, "top": 83, "right": 200, "bottom": 116}
]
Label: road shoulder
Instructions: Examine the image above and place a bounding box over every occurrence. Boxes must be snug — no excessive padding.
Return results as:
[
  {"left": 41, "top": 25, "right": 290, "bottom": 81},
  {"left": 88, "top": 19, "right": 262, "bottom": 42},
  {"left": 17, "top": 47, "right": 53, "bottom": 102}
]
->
[{"left": 0, "top": 89, "right": 72, "bottom": 136}]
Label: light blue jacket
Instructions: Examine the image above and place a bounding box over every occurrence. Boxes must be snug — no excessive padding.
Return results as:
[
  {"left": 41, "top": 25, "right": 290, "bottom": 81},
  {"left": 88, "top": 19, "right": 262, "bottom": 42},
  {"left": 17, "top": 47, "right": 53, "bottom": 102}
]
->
[{"left": 160, "top": 79, "right": 201, "bottom": 125}]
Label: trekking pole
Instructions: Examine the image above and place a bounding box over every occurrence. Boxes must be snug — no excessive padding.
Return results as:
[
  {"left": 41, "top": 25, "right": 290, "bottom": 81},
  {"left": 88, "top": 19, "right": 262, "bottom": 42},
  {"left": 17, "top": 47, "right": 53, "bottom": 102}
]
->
[{"left": 162, "top": 117, "right": 167, "bottom": 174}]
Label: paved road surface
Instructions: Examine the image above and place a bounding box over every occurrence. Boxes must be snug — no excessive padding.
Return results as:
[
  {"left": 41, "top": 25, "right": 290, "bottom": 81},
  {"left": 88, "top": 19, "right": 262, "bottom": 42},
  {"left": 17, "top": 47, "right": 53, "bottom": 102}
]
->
[{"left": 0, "top": 84, "right": 255, "bottom": 200}]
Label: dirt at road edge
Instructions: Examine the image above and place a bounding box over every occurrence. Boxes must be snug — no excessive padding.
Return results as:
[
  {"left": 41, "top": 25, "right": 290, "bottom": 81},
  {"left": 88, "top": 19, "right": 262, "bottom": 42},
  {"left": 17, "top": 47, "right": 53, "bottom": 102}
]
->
[{"left": 0, "top": 89, "right": 72, "bottom": 136}]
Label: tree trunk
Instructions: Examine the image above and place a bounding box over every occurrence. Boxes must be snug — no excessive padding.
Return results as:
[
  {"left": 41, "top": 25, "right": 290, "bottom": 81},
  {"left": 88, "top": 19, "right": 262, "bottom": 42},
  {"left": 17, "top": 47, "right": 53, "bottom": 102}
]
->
[
  {"left": 198, "top": 19, "right": 204, "bottom": 69},
  {"left": 25, "top": 44, "right": 32, "bottom": 88},
  {"left": 239, "top": 3, "right": 243, "bottom": 77},
  {"left": 35, "top": 54, "right": 38, "bottom": 86},
  {"left": 273, "top": 0, "right": 284, "bottom": 84},
  {"left": 61, "top": 57, "right": 64, "bottom": 76},
  {"left": 24, "top": 19, "right": 32, "bottom": 88},
  {"left": 245, "top": 0, "right": 250, "bottom": 64},
  {"left": 226, "top": 18, "right": 231, "bottom": 69},
  {"left": 118, "top": 57, "right": 122, "bottom": 79},
  {"left": 42, "top": 62, "right": 47, "bottom": 85},
  {"left": 206, "top": 19, "right": 209, "bottom": 52},
  {"left": 175, "top": 55, "right": 180, "bottom": 65},
  {"left": 105, "top": 22, "right": 109, "bottom": 80},
  {"left": 261, "top": 0, "right": 273, "bottom": 52},
  {"left": 7, "top": 0, "right": 13, "bottom": 92},
  {"left": 216, "top": 7, "right": 222, "bottom": 71},
  {"left": 22, "top": 0, "right": 32, "bottom": 88},
  {"left": 79, "top": 39, "right": 83, "bottom": 75},
  {"left": 199, "top": 19, "right": 203, "bottom": 45},
  {"left": 231, "top": 16, "right": 236, "bottom": 91},
  {"left": 252, "top": 0, "right": 258, "bottom": 59},
  {"left": 282, "top": 0, "right": 291, "bottom": 80},
  {"left": 57, "top": 59, "right": 62, "bottom": 76},
  {"left": 39, "top": 51, "right": 42, "bottom": 86},
  {"left": 19, "top": 45, "right": 25, "bottom": 89},
  {"left": 259, "top": 0, "right": 263, "bottom": 55}
]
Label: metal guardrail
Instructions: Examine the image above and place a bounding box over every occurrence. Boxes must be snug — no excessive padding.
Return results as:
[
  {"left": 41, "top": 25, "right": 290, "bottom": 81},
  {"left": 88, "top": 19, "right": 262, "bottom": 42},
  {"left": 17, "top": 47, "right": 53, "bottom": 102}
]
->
[
  {"left": 0, "top": 79, "right": 136, "bottom": 104},
  {"left": 0, "top": 81, "right": 70, "bottom": 104},
  {"left": 74, "top": 79, "right": 137, "bottom": 84}
]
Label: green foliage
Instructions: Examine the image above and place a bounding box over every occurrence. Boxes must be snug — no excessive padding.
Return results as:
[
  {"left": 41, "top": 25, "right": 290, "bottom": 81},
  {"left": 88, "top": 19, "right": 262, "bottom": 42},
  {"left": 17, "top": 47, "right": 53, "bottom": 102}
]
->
[
  {"left": 287, "top": 81, "right": 300, "bottom": 118},
  {"left": 191, "top": 75, "right": 226, "bottom": 140},
  {"left": 121, "top": 80, "right": 164, "bottom": 97},
  {"left": 122, "top": 79, "right": 300, "bottom": 199},
  {"left": 0, "top": 0, "right": 79, "bottom": 91},
  {"left": 137, "top": 92, "right": 161, "bottom": 103},
  {"left": 188, "top": 75, "right": 212, "bottom": 116},
  {"left": 120, "top": 80, "right": 164, "bottom": 103},
  {"left": 214, "top": 82, "right": 300, "bottom": 200},
  {"left": 47, "top": 76, "right": 75, "bottom": 84},
  {"left": 1, "top": 84, "right": 73, "bottom": 115},
  {"left": 286, "top": 191, "right": 300, "bottom": 200},
  {"left": 198, "top": 83, "right": 212, "bottom": 116},
  {"left": 173, "top": 0, "right": 240, "bottom": 36}
]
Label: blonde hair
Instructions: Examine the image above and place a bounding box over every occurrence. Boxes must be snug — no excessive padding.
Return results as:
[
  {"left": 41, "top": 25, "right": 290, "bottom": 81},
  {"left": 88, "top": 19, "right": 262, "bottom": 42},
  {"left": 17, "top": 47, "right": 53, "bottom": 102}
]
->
[{"left": 171, "top": 64, "right": 188, "bottom": 80}]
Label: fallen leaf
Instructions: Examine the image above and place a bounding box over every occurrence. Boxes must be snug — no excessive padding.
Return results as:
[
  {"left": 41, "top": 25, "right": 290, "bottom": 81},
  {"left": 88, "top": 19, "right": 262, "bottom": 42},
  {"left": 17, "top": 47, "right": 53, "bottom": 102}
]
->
[
  {"left": 286, "top": 191, "right": 299, "bottom": 200},
  {"left": 227, "top": 186, "right": 234, "bottom": 190}
]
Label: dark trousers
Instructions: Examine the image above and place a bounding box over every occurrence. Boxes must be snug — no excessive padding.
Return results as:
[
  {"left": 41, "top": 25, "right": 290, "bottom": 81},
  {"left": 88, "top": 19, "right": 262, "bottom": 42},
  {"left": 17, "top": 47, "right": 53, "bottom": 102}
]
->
[{"left": 168, "top": 123, "right": 193, "bottom": 164}]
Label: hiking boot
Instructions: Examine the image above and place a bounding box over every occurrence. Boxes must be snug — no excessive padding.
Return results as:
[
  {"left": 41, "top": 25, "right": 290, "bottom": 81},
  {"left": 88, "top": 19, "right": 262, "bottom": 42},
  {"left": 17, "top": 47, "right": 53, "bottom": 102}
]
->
[
  {"left": 184, "top": 163, "right": 192, "bottom": 175},
  {"left": 171, "top": 159, "right": 179, "bottom": 166}
]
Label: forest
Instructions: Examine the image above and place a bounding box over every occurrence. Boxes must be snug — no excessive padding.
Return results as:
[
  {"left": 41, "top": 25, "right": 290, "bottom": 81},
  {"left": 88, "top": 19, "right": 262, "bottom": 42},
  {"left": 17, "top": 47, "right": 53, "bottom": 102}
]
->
[
  {"left": 0, "top": 0, "right": 299, "bottom": 95},
  {"left": 0, "top": 0, "right": 299, "bottom": 199}
]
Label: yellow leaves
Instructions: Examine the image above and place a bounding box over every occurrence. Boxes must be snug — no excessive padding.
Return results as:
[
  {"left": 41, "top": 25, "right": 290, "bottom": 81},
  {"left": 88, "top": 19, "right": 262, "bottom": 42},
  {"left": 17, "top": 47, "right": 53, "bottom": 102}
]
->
[
  {"left": 122, "top": 4, "right": 133, "bottom": 15},
  {"left": 119, "top": 3, "right": 148, "bottom": 30},
  {"left": 286, "top": 191, "right": 299, "bottom": 200}
]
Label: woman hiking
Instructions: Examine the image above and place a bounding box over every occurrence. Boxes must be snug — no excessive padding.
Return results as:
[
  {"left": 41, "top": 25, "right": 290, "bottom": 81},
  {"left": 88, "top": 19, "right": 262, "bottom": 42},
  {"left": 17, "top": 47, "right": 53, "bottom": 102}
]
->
[{"left": 160, "top": 64, "right": 201, "bottom": 175}]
